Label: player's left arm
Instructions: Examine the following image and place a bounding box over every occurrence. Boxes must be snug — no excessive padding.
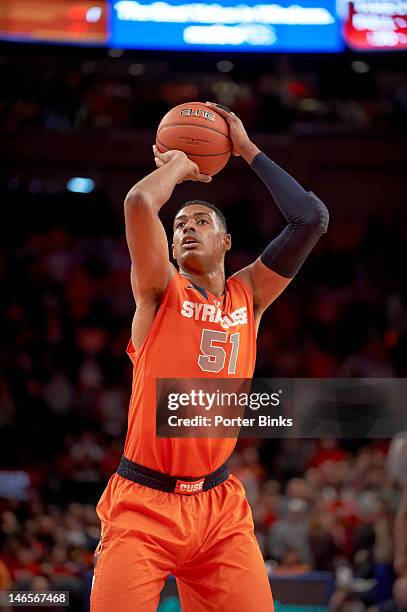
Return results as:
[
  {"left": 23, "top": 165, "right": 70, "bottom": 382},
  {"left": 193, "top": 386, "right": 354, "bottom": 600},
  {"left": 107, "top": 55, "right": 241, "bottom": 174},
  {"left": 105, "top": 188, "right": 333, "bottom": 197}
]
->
[{"left": 206, "top": 102, "right": 329, "bottom": 320}]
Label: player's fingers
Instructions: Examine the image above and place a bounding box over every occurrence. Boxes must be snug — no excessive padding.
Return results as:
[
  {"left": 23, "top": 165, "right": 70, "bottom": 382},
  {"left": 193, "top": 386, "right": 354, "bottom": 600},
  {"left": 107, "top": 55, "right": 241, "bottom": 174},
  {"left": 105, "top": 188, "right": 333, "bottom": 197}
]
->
[
  {"left": 154, "top": 157, "right": 164, "bottom": 167},
  {"left": 215, "top": 103, "right": 233, "bottom": 113},
  {"left": 205, "top": 101, "right": 236, "bottom": 122},
  {"left": 196, "top": 173, "right": 212, "bottom": 183},
  {"left": 205, "top": 101, "right": 232, "bottom": 113},
  {"left": 153, "top": 144, "right": 165, "bottom": 160},
  {"left": 158, "top": 151, "right": 176, "bottom": 165}
]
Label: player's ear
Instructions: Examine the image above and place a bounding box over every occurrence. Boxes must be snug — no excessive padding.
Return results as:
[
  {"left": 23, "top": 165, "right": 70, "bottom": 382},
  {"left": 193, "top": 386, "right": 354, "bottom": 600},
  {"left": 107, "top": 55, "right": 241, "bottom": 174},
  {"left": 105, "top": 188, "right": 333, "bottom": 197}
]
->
[
  {"left": 223, "top": 233, "right": 232, "bottom": 251},
  {"left": 171, "top": 243, "right": 175, "bottom": 257}
]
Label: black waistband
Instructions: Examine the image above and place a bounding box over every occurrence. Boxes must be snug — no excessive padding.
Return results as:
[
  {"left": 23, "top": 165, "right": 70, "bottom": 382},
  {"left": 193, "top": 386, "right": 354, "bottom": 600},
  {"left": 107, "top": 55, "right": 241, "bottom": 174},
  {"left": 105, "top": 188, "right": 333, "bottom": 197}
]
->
[{"left": 117, "top": 456, "right": 229, "bottom": 494}]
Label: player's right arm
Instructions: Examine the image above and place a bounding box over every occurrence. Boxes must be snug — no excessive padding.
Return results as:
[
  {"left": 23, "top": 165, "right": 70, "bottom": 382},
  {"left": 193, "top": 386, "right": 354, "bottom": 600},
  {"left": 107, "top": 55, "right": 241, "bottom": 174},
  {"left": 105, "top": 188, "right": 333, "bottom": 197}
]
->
[{"left": 124, "top": 149, "right": 211, "bottom": 349}]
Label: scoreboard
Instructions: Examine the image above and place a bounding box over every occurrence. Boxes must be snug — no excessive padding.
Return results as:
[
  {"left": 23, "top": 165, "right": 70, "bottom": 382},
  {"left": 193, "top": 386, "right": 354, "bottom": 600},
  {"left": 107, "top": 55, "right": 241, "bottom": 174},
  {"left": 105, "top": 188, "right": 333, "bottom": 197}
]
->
[
  {"left": 0, "top": 1, "right": 107, "bottom": 44},
  {"left": 341, "top": 1, "right": 407, "bottom": 50}
]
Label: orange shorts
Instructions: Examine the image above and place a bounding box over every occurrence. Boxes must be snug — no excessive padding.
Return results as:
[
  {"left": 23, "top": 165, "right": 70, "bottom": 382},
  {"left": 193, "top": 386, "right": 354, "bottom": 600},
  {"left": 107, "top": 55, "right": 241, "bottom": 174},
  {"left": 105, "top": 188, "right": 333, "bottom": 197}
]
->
[{"left": 90, "top": 472, "right": 274, "bottom": 611}]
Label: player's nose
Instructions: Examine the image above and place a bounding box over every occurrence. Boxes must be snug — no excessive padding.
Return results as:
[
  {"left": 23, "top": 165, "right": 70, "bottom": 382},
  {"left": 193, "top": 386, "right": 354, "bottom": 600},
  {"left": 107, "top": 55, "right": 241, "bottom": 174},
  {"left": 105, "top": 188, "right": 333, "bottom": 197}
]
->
[{"left": 183, "top": 221, "right": 196, "bottom": 233}]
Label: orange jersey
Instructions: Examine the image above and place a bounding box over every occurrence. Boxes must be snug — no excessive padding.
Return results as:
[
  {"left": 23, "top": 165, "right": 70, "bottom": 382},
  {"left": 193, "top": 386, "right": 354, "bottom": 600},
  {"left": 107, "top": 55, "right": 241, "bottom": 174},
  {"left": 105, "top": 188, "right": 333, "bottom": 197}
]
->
[{"left": 124, "top": 272, "right": 256, "bottom": 476}]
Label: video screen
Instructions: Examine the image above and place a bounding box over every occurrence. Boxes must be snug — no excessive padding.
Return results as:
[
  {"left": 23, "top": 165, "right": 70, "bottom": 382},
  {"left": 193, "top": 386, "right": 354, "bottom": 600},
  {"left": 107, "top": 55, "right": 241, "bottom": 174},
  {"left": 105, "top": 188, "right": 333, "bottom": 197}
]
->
[
  {"left": 0, "top": 0, "right": 108, "bottom": 44},
  {"left": 111, "top": 0, "right": 343, "bottom": 52}
]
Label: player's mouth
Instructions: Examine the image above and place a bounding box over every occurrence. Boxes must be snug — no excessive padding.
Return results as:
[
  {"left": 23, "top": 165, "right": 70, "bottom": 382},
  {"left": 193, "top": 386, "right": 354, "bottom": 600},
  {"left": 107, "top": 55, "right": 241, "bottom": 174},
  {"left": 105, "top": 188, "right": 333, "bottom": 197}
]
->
[{"left": 181, "top": 236, "right": 200, "bottom": 249}]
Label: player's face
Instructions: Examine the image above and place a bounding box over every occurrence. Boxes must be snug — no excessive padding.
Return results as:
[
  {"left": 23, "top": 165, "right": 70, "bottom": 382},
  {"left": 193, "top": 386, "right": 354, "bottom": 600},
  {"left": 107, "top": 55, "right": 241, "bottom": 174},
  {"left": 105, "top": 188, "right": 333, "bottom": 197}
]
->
[{"left": 172, "top": 205, "right": 231, "bottom": 271}]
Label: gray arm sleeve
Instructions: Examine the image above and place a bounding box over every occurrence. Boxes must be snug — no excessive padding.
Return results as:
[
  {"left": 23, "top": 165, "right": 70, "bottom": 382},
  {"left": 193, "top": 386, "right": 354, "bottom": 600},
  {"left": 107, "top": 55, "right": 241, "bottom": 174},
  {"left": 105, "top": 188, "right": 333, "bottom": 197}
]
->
[{"left": 251, "top": 152, "right": 329, "bottom": 278}]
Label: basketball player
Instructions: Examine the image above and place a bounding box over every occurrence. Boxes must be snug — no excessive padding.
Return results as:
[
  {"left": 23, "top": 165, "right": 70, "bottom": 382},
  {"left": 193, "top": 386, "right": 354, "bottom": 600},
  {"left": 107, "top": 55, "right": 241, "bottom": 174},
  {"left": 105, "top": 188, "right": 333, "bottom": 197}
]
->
[
  {"left": 90, "top": 103, "right": 329, "bottom": 611},
  {"left": 388, "top": 433, "right": 407, "bottom": 576}
]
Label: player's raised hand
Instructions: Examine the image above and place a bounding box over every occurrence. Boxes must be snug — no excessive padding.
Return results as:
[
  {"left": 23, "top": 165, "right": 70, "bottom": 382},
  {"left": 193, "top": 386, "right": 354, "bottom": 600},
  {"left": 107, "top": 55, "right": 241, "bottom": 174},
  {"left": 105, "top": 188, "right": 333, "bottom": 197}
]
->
[
  {"left": 205, "top": 101, "right": 260, "bottom": 162},
  {"left": 153, "top": 145, "right": 212, "bottom": 183}
]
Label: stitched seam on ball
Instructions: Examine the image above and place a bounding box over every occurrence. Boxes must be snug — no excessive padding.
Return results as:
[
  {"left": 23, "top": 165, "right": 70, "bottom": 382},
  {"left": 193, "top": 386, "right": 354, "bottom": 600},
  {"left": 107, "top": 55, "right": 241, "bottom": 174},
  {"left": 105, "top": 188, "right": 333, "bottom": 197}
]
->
[
  {"left": 168, "top": 101, "right": 211, "bottom": 110},
  {"left": 157, "top": 122, "right": 231, "bottom": 140},
  {"left": 157, "top": 143, "right": 231, "bottom": 157},
  {"left": 156, "top": 137, "right": 231, "bottom": 157}
]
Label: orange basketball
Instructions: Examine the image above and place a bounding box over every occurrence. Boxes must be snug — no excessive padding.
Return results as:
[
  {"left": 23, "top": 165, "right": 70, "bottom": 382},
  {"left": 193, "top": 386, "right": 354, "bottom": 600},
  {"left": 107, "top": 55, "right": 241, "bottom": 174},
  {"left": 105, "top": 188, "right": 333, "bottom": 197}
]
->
[{"left": 156, "top": 101, "right": 232, "bottom": 176}]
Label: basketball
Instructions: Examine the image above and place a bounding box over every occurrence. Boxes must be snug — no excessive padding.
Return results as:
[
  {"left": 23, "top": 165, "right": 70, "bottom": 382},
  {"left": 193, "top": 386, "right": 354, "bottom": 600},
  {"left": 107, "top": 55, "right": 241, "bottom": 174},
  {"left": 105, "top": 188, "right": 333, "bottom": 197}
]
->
[{"left": 156, "top": 101, "right": 232, "bottom": 176}]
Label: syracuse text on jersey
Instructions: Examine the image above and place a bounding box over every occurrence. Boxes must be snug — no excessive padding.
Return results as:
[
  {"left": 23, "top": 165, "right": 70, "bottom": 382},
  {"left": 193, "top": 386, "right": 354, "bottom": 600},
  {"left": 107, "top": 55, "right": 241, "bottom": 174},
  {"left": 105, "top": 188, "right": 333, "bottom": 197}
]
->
[{"left": 181, "top": 300, "right": 248, "bottom": 329}]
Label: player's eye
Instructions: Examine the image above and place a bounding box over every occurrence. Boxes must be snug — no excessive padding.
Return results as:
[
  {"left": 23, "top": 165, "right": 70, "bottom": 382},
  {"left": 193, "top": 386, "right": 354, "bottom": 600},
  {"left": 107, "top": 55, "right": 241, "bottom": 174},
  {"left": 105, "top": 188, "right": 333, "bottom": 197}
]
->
[
  {"left": 176, "top": 222, "right": 185, "bottom": 228},
  {"left": 197, "top": 219, "right": 208, "bottom": 225}
]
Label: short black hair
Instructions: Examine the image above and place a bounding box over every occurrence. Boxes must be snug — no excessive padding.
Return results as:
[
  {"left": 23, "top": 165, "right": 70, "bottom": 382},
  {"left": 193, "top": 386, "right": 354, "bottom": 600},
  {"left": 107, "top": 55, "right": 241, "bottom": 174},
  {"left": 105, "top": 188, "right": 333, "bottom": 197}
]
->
[{"left": 175, "top": 200, "right": 227, "bottom": 232}]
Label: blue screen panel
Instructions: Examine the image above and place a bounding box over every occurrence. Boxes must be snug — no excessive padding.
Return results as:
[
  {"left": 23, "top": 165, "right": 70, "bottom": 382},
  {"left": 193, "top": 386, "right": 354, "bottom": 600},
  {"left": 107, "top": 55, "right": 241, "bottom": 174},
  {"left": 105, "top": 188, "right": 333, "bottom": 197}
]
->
[{"left": 110, "top": 0, "right": 344, "bottom": 52}]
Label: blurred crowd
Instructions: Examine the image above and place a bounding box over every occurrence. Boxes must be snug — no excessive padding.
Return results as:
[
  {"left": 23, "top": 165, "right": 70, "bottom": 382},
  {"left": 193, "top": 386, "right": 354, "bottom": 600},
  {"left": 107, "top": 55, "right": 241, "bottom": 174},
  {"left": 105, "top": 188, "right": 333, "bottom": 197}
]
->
[
  {"left": 0, "top": 500, "right": 97, "bottom": 609},
  {"left": 1, "top": 51, "right": 407, "bottom": 136},
  {"left": 233, "top": 438, "right": 399, "bottom": 610}
]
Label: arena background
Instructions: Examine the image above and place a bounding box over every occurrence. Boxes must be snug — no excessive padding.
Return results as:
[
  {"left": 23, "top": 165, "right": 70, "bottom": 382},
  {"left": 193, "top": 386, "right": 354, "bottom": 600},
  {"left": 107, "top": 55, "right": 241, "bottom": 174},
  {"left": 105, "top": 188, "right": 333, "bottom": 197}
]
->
[{"left": 1, "top": 9, "right": 407, "bottom": 612}]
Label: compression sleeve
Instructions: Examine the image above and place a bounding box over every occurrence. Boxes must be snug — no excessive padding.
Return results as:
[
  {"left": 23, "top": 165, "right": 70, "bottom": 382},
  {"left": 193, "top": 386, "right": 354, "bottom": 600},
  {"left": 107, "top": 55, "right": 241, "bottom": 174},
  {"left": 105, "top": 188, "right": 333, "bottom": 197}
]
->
[{"left": 251, "top": 152, "right": 329, "bottom": 278}]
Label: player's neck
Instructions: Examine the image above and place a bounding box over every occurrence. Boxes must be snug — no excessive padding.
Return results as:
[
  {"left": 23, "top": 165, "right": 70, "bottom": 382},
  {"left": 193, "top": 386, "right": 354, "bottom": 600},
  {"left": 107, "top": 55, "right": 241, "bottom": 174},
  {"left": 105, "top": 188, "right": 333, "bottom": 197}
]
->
[{"left": 179, "top": 267, "right": 225, "bottom": 298}]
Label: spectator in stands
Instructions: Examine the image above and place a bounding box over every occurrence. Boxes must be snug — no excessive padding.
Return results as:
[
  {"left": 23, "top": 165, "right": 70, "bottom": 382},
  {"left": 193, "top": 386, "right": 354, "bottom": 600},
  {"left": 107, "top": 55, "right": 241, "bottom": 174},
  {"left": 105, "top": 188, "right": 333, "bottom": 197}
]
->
[
  {"left": 268, "top": 498, "right": 312, "bottom": 564},
  {"left": 372, "top": 577, "right": 407, "bottom": 612}
]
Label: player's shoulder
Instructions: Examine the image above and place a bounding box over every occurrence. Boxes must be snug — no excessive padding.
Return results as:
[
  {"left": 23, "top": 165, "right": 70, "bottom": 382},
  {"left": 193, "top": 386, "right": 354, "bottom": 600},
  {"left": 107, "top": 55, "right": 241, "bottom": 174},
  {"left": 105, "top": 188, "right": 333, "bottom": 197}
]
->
[{"left": 227, "top": 269, "right": 253, "bottom": 297}]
